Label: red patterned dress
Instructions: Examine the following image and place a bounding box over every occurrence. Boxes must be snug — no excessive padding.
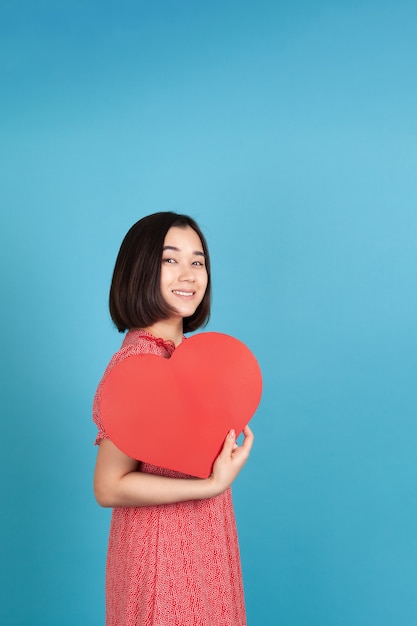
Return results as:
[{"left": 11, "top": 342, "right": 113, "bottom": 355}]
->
[{"left": 93, "top": 329, "right": 247, "bottom": 626}]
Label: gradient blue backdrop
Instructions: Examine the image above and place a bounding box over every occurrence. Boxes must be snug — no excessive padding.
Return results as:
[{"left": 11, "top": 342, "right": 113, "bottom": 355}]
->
[{"left": 1, "top": 1, "right": 416, "bottom": 625}]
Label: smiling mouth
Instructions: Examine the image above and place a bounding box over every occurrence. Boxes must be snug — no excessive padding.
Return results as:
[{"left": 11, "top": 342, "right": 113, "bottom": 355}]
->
[{"left": 172, "top": 290, "right": 195, "bottom": 297}]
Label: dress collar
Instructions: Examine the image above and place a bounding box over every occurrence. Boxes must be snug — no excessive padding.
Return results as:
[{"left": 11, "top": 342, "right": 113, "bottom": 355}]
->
[{"left": 122, "top": 328, "right": 177, "bottom": 356}]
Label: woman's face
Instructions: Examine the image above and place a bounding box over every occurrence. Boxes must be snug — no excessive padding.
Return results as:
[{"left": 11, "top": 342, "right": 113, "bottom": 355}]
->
[{"left": 160, "top": 225, "right": 208, "bottom": 320}]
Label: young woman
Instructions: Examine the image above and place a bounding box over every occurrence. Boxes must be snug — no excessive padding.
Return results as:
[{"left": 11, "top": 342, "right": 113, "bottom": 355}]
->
[{"left": 93, "top": 212, "right": 254, "bottom": 626}]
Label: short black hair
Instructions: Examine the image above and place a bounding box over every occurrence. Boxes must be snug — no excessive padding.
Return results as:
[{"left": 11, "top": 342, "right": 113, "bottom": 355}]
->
[{"left": 109, "top": 212, "right": 211, "bottom": 333}]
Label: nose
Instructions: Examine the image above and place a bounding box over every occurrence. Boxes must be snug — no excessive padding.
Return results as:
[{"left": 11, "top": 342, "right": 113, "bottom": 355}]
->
[{"left": 178, "top": 263, "right": 195, "bottom": 282}]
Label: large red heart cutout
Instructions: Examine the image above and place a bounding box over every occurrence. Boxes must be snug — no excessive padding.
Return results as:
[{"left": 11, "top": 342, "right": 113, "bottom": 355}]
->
[{"left": 100, "top": 332, "right": 262, "bottom": 478}]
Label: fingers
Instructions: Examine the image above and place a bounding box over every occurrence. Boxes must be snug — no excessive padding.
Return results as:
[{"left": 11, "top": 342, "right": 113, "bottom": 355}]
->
[
  {"left": 239, "top": 425, "right": 254, "bottom": 452},
  {"left": 222, "top": 425, "right": 254, "bottom": 457},
  {"left": 218, "top": 429, "right": 235, "bottom": 457},
  {"left": 210, "top": 426, "right": 255, "bottom": 495}
]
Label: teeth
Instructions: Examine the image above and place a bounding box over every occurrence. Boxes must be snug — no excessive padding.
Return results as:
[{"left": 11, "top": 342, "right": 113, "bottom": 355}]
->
[{"left": 173, "top": 290, "right": 194, "bottom": 296}]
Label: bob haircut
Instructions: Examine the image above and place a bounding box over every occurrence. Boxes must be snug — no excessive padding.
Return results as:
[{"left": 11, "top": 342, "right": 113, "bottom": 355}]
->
[{"left": 109, "top": 212, "right": 211, "bottom": 333}]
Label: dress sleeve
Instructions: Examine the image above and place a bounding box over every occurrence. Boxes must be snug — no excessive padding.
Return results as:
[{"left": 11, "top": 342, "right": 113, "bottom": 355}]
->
[
  {"left": 92, "top": 344, "right": 144, "bottom": 445},
  {"left": 92, "top": 333, "right": 174, "bottom": 446}
]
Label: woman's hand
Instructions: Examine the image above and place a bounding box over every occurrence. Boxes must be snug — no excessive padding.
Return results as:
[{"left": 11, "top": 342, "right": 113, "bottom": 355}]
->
[{"left": 208, "top": 425, "right": 254, "bottom": 497}]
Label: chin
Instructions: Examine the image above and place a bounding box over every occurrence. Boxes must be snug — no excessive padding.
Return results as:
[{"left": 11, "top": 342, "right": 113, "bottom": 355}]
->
[{"left": 176, "top": 307, "right": 198, "bottom": 319}]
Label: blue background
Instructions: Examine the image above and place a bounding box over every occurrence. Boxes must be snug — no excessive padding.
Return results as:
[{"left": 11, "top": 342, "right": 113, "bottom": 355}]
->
[{"left": 1, "top": 1, "right": 416, "bottom": 625}]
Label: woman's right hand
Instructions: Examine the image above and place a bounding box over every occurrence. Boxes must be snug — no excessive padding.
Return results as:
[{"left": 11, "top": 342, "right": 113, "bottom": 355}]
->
[{"left": 208, "top": 425, "right": 254, "bottom": 496}]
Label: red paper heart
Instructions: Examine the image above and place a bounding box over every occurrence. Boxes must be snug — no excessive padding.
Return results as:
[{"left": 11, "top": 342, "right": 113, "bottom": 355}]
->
[{"left": 100, "top": 332, "right": 262, "bottom": 478}]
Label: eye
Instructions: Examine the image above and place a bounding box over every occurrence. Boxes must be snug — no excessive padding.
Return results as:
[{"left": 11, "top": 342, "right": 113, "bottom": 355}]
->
[{"left": 162, "top": 257, "right": 176, "bottom": 264}]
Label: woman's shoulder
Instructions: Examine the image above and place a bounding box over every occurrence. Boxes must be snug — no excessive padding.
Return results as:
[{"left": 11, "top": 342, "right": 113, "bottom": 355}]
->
[
  {"left": 92, "top": 329, "right": 175, "bottom": 437},
  {"left": 121, "top": 329, "right": 176, "bottom": 357},
  {"left": 96, "top": 328, "right": 176, "bottom": 393},
  {"left": 101, "top": 329, "right": 175, "bottom": 379}
]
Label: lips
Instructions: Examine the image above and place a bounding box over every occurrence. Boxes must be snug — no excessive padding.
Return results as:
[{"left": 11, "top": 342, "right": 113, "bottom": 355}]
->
[{"left": 172, "top": 290, "right": 196, "bottom": 297}]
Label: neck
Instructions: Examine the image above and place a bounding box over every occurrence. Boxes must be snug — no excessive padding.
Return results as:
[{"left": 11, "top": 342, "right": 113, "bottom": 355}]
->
[{"left": 143, "top": 319, "right": 184, "bottom": 347}]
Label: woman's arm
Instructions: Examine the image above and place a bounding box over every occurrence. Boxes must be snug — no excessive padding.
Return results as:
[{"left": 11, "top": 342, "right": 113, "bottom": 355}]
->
[{"left": 94, "top": 426, "right": 254, "bottom": 508}]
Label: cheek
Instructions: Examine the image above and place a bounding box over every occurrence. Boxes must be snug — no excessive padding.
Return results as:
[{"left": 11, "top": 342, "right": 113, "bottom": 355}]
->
[
  {"left": 202, "top": 273, "right": 209, "bottom": 293},
  {"left": 160, "top": 265, "right": 173, "bottom": 286}
]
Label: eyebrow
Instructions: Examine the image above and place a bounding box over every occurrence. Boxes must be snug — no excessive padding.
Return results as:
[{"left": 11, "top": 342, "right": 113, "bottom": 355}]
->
[{"left": 162, "top": 245, "right": 205, "bottom": 257}]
